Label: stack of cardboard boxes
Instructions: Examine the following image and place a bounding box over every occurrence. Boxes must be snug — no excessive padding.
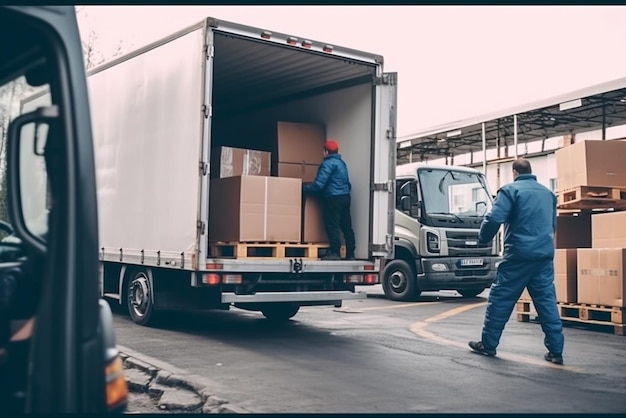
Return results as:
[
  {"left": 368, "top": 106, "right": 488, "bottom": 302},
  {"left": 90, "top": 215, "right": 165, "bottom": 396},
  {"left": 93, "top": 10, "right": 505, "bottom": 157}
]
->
[
  {"left": 543, "top": 140, "right": 626, "bottom": 309},
  {"left": 208, "top": 121, "right": 329, "bottom": 244}
]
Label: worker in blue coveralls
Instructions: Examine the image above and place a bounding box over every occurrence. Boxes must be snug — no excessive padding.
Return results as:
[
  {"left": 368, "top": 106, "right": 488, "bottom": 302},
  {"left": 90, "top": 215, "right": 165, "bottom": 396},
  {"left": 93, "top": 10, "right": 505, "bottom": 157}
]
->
[
  {"left": 303, "top": 139, "right": 356, "bottom": 261},
  {"left": 469, "top": 158, "right": 565, "bottom": 365}
]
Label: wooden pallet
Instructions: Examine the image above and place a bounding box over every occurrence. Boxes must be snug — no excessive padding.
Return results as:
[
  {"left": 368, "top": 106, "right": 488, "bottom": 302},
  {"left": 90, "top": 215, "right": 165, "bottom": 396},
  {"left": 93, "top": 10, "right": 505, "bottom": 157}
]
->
[
  {"left": 517, "top": 300, "right": 625, "bottom": 336},
  {"left": 556, "top": 185, "right": 626, "bottom": 210},
  {"left": 209, "top": 241, "right": 343, "bottom": 259}
]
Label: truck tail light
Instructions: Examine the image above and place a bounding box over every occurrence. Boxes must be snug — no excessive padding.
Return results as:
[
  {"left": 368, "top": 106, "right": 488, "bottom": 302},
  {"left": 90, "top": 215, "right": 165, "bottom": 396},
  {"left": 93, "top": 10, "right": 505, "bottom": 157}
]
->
[
  {"left": 223, "top": 274, "right": 242, "bottom": 284},
  {"left": 105, "top": 356, "right": 128, "bottom": 412},
  {"left": 364, "top": 274, "right": 377, "bottom": 284},
  {"left": 344, "top": 274, "right": 363, "bottom": 283},
  {"left": 202, "top": 274, "right": 221, "bottom": 285}
]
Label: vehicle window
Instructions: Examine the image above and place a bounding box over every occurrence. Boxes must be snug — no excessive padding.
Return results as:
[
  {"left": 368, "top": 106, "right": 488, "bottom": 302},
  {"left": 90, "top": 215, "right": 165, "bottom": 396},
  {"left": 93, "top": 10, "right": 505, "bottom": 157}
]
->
[{"left": 1, "top": 78, "right": 50, "bottom": 239}]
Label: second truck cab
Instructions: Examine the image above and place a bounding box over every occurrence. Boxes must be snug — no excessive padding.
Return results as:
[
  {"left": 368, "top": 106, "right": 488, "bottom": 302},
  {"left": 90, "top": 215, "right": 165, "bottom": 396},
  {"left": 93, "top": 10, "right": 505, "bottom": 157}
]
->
[{"left": 383, "top": 163, "right": 502, "bottom": 301}]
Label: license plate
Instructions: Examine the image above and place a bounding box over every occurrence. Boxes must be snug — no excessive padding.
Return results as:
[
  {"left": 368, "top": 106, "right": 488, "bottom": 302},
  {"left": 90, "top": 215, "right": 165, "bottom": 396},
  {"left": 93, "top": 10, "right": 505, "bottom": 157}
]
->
[{"left": 460, "top": 258, "right": 483, "bottom": 267}]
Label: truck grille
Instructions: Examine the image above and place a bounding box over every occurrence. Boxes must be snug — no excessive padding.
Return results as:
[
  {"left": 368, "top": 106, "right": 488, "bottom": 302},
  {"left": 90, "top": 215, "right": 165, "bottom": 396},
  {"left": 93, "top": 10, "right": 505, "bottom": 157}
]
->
[{"left": 445, "top": 231, "right": 493, "bottom": 257}]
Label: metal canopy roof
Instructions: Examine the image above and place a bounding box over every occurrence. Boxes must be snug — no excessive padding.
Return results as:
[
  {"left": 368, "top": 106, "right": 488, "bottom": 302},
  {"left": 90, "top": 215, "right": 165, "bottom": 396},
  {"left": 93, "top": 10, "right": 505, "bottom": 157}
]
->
[{"left": 397, "top": 77, "right": 626, "bottom": 165}]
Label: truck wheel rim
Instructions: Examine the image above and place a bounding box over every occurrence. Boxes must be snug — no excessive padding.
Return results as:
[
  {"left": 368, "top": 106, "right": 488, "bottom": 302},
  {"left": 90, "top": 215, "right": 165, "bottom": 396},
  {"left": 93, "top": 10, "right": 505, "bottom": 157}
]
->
[
  {"left": 129, "top": 275, "right": 150, "bottom": 317},
  {"left": 389, "top": 270, "right": 406, "bottom": 292}
]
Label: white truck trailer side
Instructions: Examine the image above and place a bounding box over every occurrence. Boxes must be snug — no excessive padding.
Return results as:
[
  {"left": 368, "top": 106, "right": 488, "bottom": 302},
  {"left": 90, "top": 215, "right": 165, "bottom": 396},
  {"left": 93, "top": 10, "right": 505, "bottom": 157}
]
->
[{"left": 27, "top": 17, "right": 397, "bottom": 325}]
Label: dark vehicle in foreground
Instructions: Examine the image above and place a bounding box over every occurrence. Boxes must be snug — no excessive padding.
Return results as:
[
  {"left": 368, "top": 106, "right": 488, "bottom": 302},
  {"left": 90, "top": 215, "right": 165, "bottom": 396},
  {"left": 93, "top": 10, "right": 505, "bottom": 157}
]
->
[{"left": 0, "top": 6, "right": 127, "bottom": 413}]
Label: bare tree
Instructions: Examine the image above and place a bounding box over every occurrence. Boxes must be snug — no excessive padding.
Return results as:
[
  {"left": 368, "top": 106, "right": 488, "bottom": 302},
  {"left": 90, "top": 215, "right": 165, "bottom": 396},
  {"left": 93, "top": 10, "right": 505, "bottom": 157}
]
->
[{"left": 76, "top": 6, "right": 130, "bottom": 70}]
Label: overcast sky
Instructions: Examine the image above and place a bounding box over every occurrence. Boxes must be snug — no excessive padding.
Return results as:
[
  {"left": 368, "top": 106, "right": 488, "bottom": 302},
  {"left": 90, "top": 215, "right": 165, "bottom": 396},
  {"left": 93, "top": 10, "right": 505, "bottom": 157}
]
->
[{"left": 76, "top": 5, "right": 626, "bottom": 138}]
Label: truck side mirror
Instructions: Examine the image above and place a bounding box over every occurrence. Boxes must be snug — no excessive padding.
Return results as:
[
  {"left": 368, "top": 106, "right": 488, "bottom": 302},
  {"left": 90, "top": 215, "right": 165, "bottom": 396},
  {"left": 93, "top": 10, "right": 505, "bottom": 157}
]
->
[
  {"left": 400, "top": 195, "right": 410, "bottom": 212},
  {"left": 7, "top": 106, "right": 58, "bottom": 256}
]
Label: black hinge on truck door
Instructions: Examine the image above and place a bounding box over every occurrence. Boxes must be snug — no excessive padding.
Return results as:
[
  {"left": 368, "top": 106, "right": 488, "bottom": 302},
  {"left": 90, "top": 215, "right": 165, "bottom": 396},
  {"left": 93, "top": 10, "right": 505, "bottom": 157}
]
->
[
  {"left": 201, "top": 104, "right": 211, "bottom": 119},
  {"left": 370, "top": 181, "right": 392, "bottom": 192},
  {"left": 373, "top": 73, "right": 397, "bottom": 86},
  {"left": 197, "top": 220, "right": 206, "bottom": 235},
  {"left": 199, "top": 161, "right": 208, "bottom": 176}
]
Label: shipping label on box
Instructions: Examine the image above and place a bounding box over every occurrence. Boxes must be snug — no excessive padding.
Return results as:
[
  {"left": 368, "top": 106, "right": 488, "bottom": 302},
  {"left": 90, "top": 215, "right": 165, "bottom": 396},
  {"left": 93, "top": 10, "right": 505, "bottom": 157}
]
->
[
  {"left": 211, "top": 146, "right": 271, "bottom": 179},
  {"left": 555, "top": 140, "right": 626, "bottom": 192},
  {"left": 592, "top": 211, "right": 626, "bottom": 248},
  {"left": 576, "top": 248, "right": 626, "bottom": 307},
  {"left": 209, "top": 176, "right": 301, "bottom": 243}
]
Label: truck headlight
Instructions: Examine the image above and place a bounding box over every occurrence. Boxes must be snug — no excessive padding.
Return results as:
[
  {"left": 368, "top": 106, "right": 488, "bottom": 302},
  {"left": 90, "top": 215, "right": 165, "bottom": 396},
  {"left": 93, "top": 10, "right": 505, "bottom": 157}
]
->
[{"left": 426, "top": 232, "right": 440, "bottom": 253}]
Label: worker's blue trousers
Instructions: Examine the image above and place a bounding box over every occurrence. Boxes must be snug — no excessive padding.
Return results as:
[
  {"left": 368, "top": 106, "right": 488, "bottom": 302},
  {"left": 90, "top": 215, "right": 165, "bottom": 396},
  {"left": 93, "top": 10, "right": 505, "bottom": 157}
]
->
[{"left": 481, "top": 257, "right": 564, "bottom": 354}]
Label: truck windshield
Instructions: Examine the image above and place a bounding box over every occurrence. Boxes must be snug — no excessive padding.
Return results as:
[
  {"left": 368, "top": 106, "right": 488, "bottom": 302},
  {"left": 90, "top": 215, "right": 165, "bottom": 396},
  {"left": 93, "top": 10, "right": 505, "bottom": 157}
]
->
[{"left": 418, "top": 168, "right": 493, "bottom": 217}]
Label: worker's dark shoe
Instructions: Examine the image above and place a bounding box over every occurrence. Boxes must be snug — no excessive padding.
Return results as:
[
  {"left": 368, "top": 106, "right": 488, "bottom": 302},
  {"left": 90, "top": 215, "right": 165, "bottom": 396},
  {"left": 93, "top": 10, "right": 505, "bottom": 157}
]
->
[
  {"left": 321, "top": 253, "right": 341, "bottom": 261},
  {"left": 344, "top": 254, "right": 356, "bottom": 260},
  {"left": 468, "top": 341, "right": 497, "bottom": 357},
  {"left": 544, "top": 352, "right": 564, "bottom": 365}
]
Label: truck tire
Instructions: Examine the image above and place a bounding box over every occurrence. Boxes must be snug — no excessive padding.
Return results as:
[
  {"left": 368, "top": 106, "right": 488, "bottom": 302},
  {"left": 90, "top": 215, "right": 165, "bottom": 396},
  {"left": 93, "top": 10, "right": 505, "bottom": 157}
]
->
[
  {"left": 261, "top": 303, "right": 300, "bottom": 321},
  {"left": 382, "top": 259, "right": 420, "bottom": 301},
  {"left": 126, "top": 269, "right": 156, "bottom": 326},
  {"left": 457, "top": 288, "right": 485, "bottom": 298}
]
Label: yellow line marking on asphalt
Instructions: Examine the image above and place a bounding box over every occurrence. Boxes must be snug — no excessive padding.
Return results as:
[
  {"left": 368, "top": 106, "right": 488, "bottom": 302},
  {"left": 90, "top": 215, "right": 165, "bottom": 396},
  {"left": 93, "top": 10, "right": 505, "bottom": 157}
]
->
[{"left": 410, "top": 301, "right": 583, "bottom": 373}]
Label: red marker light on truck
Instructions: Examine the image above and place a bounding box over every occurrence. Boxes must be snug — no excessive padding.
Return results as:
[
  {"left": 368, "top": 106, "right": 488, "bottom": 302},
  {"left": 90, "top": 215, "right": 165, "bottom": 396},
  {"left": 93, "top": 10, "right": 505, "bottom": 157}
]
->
[
  {"left": 365, "top": 274, "right": 378, "bottom": 284},
  {"left": 323, "top": 45, "right": 334, "bottom": 53},
  {"left": 261, "top": 31, "right": 272, "bottom": 39},
  {"left": 301, "top": 40, "right": 313, "bottom": 48},
  {"left": 287, "top": 36, "right": 298, "bottom": 45},
  {"left": 202, "top": 274, "right": 221, "bottom": 285}
]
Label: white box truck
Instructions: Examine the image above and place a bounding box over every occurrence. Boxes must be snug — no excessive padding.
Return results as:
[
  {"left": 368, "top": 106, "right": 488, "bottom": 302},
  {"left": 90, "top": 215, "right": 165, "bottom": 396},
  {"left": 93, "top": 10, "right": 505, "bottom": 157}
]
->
[{"left": 24, "top": 17, "right": 397, "bottom": 325}]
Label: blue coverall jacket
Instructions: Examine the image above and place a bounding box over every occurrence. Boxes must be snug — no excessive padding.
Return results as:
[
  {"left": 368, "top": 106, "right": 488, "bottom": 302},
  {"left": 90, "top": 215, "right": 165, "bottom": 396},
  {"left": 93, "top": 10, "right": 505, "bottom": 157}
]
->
[
  {"left": 303, "top": 154, "right": 351, "bottom": 197},
  {"left": 477, "top": 174, "right": 563, "bottom": 354},
  {"left": 479, "top": 174, "right": 556, "bottom": 260}
]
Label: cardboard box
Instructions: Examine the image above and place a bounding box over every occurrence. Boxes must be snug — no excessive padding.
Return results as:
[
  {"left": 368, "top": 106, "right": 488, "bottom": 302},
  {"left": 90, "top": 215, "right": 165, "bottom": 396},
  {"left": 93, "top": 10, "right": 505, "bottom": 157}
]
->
[
  {"left": 577, "top": 248, "right": 626, "bottom": 307},
  {"left": 276, "top": 121, "right": 326, "bottom": 165},
  {"left": 555, "top": 213, "right": 591, "bottom": 249},
  {"left": 208, "top": 176, "right": 301, "bottom": 242},
  {"left": 592, "top": 211, "right": 626, "bottom": 248},
  {"left": 302, "top": 195, "right": 328, "bottom": 244},
  {"left": 555, "top": 249, "right": 578, "bottom": 303},
  {"left": 210, "top": 146, "right": 271, "bottom": 179},
  {"left": 555, "top": 140, "right": 626, "bottom": 192},
  {"left": 518, "top": 249, "right": 577, "bottom": 303},
  {"left": 278, "top": 162, "right": 319, "bottom": 183}
]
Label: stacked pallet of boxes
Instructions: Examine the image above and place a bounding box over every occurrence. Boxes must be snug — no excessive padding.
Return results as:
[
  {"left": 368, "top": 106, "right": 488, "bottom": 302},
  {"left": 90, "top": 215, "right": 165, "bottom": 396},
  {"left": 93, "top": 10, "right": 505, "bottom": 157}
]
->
[
  {"left": 208, "top": 121, "right": 330, "bottom": 258},
  {"left": 518, "top": 140, "right": 626, "bottom": 335}
]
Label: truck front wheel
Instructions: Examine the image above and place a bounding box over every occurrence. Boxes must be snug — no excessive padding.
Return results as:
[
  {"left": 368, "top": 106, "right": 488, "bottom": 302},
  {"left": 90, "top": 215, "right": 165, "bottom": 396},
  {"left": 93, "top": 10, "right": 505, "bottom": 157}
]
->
[
  {"left": 261, "top": 303, "right": 300, "bottom": 321},
  {"left": 382, "top": 259, "right": 420, "bottom": 301},
  {"left": 127, "top": 269, "right": 156, "bottom": 326}
]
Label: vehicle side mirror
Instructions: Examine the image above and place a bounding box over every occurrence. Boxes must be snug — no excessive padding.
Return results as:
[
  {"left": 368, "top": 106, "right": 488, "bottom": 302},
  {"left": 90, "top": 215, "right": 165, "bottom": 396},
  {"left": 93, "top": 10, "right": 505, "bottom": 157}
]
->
[
  {"left": 400, "top": 195, "right": 410, "bottom": 212},
  {"left": 7, "top": 106, "right": 58, "bottom": 256},
  {"left": 399, "top": 181, "right": 412, "bottom": 197}
]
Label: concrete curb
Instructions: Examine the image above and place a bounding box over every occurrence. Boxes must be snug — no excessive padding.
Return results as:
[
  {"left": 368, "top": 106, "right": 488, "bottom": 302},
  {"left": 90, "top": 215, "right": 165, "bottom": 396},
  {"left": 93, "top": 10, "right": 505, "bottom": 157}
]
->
[{"left": 119, "top": 344, "right": 252, "bottom": 414}]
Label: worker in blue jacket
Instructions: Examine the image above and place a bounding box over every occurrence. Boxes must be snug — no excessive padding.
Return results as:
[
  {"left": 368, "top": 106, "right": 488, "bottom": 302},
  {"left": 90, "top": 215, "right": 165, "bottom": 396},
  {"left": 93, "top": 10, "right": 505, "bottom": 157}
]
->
[
  {"left": 303, "top": 140, "right": 355, "bottom": 261},
  {"left": 469, "top": 158, "right": 565, "bottom": 365}
]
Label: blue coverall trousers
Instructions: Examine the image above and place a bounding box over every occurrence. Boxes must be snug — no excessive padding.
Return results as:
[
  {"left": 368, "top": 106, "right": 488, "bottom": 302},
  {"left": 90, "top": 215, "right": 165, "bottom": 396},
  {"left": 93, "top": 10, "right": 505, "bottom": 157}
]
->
[{"left": 482, "top": 257, "right": 564, "bottom": 354}]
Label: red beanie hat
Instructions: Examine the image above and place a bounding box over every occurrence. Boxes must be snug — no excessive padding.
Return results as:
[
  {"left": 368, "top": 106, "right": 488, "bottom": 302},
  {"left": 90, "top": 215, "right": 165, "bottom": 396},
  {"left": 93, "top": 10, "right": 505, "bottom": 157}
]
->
[{"left": 324, "top": 139, "right": 339, "bottom": 153}]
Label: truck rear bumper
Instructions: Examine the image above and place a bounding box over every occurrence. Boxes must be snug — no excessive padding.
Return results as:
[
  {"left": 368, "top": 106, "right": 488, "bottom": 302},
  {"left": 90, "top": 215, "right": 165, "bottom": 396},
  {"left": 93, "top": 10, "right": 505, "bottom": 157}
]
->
[{"left": 222, "top": 291, "right": 367, "bottom": 304}]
